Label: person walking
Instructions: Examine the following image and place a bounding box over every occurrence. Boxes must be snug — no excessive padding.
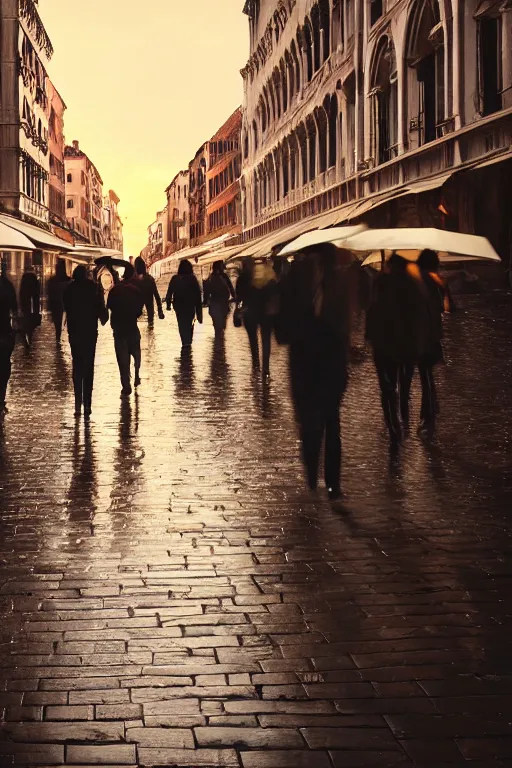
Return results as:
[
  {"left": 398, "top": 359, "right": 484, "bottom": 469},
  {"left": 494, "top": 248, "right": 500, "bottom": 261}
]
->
[
  {"left": 0, "top": 262, "right": 18, "bottom": 416},
  {"left": 235, "top": 258, "right": 278, "bottom": 381},
  {"left": 366, "top": 253, "right": 426, "bottom": 446},
  {"left": 416, "top": 249, "right": 455, "bottom": 434},
  {"left": 134, "top": 256, "right": 164, "bottom": 325},
  {"left": 165, "top": 259, "right": 202, "bottom": 348},
  {"left": 46, "top": 258, "right": 71, "bottom": 343},
  {"left": 63, "top": 266, "right": 108, "bottom": 418},
  {"left": 278, "top": 243, "right": 355, "bottom": 500},
  {"left": 107, "top": 263, "right": 144, "bottom": 396},
  {"left": 203, "top": 260, "right": 235, "bottom": 336},
  {"left": 19, "top": 265, "right": 41, "bottom": 348}
]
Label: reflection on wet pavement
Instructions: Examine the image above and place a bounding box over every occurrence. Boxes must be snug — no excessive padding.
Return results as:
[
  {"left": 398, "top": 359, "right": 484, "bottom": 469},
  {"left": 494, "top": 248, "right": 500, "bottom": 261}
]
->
[{"left": 0, "top": 292, "right": 511, "bottom": 767}]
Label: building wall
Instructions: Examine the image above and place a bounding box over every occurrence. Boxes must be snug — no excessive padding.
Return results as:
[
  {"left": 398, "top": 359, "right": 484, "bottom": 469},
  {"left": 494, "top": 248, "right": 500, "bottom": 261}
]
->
[
  {"left": 206, "top": 107, "right": 243, "bottom": 239},
  {"left": 64, "top": 141, "right": 104, "bottom": 245},
  {"left": 165, "top": 170, "right": 190, "bottom": 255},
  {"left": 46, "top": 80, "right": 66, "bottom": 225},
  {"left": 240, "top": 0, "right": 512, "bottom": 258},
  {"left": 189, "top": 145, "right": 208, "bottom": 246}
]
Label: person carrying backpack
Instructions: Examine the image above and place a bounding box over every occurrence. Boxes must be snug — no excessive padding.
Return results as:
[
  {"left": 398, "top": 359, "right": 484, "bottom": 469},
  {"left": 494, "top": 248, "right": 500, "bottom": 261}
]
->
[{"left": 204, "top": 260, "right": 235, "bottom": 336}]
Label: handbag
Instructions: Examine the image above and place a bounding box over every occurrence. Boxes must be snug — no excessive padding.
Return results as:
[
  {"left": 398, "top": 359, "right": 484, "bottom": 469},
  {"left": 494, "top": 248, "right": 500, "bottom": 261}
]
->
[{"left": 233, "top": 303, "right": 245, "bottom": 328}]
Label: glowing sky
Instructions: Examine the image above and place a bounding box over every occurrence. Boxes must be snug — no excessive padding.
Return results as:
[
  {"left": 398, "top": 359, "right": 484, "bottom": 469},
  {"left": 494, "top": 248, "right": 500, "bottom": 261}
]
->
[{"left": 41, "top": 0, "right": 248, "bottom": 256}]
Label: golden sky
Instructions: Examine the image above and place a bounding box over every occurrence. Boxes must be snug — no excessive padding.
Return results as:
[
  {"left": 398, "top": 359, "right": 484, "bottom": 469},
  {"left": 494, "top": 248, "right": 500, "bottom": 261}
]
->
[{"left": 42, "top": 0, "right": 248, "bottom": 256}]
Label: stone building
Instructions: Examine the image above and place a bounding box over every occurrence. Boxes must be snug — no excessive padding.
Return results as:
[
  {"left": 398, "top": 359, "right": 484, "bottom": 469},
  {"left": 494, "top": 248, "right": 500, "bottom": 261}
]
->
[
  {"left": 240, "top": 0, "right": 512, "bottom": 264},
  {"left": 165, "top": 170, "right": 190, "bottom": 256},
  {"left": 46, "top": 79, "right": 66, "bottom": 229},
  {"left": 64, "top": 140, "right": 104, "bottom": 245},
  {"left": 102, "top": 189, "right": 123, "bottom": 253},
  {"left": 0, "top": 0, "right": 52, "bottom": 225},
  {"left": 206, "top": 108, "right": 243, "bottom": 240},
  {"left": 188, "top": 144, "right": 208, "bottom": 246}
]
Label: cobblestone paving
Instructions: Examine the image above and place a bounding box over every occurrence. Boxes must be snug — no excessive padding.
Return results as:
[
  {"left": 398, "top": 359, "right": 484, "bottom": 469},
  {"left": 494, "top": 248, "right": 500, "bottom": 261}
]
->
[{"left": 0, "top": 290, "right": 511, "bottom": 767}]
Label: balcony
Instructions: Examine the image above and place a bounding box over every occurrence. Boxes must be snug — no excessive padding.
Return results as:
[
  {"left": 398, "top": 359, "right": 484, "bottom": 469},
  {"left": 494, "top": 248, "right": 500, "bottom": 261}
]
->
[{"left": 20, "top": 193, "right": 49, "bottom": 224}]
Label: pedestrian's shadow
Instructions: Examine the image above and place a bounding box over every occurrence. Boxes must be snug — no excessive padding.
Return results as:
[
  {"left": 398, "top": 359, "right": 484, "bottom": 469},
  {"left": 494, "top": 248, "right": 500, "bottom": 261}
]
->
[
  {"left": 251, "top": 375, "right": 273, "bottom": 419},
  {"left": 207, "top": 336, "right": 232, "bottom": 409},
  {"left": 54, "top": 345, "right": 69, "bottom": 394},
  {"left": 67, "top": 419, "right": 97, "bottom": 522},
  {"left": 174, "top": 347, "right": 195, "bottom": 397}
]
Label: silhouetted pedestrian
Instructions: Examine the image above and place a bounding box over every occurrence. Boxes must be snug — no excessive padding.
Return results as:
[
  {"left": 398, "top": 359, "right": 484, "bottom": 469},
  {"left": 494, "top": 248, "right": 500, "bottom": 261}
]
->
[
  {"left": 279, "top": 243, "right": 354, "bottom": 500},
  {"left": 134, "top": 256, "right": 164, "bottom": 325},
  {"left": 63, "top": 266, "right": 108, "bottom": 418},
  {"left": 46, "top": 258, "right": 70, "bottom": 343},
  {"left": 203, "top": 260, "right": 235, "bottom": 335},
  {"left": 19, "top": 266, "right": 41, "bottom": 348},
  {"left": 165, "top": 259, "right": 202, "bottom": 348},
  {"left": 236, "top": 258, "right": 278, "bottom": 381},
  {"left": 0, "top": 262, "right": 18, "bottom": 416},
  {"left": 366, "top": 253, "right": 426, "bottom": 446},
  {"left": 416, "top": 249, "right": 455, "bottom": 434},
  {"left": 107, "top": 263, "right": 144, "bottom": 396}
]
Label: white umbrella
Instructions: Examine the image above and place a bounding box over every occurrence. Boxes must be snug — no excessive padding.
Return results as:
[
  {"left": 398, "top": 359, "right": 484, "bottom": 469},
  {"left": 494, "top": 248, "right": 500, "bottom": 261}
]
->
[
  {"left": 0, "top": 221, "right": 34, "bottom": 250},
  {"left": 278, "top": 224, "right": 367, "bottom": 256},
  {"left": 338, "top": 228, "right": 500, "bottom": 266}
]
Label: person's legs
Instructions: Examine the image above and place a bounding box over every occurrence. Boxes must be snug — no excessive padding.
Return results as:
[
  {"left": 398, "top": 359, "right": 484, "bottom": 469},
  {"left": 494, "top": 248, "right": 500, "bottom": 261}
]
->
[
  {"left": 145, "top": 301, "right": 154, "bottom": 325},
  {"left": 70, "top": 339, "right": 85, "bottom": 414},
  {"left": 0, "top": 341, "right": 13, "bottom": 411},
  {"left": 114, "top": 333, "right": 131, "bottom": 392},
  {"left": 260, "top": 318, "right": 272, "bottom": 377},
  {"left": 210, "top": 303, "right": 227, "bottom": 335},
  {"left": 128, "top": 329, "right": 141, "bottom": 385},
  {"left": 374, "top": 353, "right": 401, "bottom": 443},
  {"left": 290, "top": 345, "right": 323, "bottom": 491},
  {"left": 244, "top": 313, "right": 260, "bottom": 370},
  {"left": 52, "top": 310, "right": 64, "bottom": 343},
  {"left": 82, "top": 335, "right": 97, "bottom": 415},
  {"left": 399, "top": 362, "right": 415, "bottom": 428},
  {"left": 419, "top": 363, "right": 438, "bottom": 427},
  {"left": 177, "top": 312, "right": 193, "bottom": 347}
]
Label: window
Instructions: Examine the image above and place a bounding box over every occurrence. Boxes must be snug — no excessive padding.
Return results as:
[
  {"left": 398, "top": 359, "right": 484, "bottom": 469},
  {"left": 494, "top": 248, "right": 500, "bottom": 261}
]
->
[
  {"left": 371, "top": 37, "right": 398, "bottom": 163},
  {"left": 479, "top": 16, "right": 502, "bottom": 116},
  {"left": 370, "top": 0, "right": 383, "bottom": 26},
  {"left": 67, "top": 199, "right": 73, "bottom": 209},
  {"left": 81, "top": 171, "right": 86, "bottom": 185},
  {"left": 184, "top": 185, "right": 187, "bottom": 197},
  {"left": 67, "top": 173, "right": 72, "bottom": 183}
]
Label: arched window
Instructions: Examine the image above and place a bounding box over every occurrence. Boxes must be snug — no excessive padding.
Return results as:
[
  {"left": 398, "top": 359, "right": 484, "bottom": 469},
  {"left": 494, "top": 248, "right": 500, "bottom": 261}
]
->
[
  {"left": 325, "top": 94, "right": 338, "bottom": 168},
  {"left": 371, "top": 36, "right": 398, "bottom": 164},
  {"left": 285, "top": 50, "right": 295, "bottom": 104},
  {"left": 332, "top": 0, "right": 344, "bottom": 50},
  {"left": 319, "top": 0, "right": 331, "bottom": 61},
  {"left": 263, "top": 86, "right": 271, "bottom": 128},
  {"left": 296, "top": 122, "right": 308, "bottom": 185},
  {"left": 289, "top": 132, "right": 298, "bottom": 190},
  {"left": 291, "top": 40, "right": 301, "bottom": 93},
  {"left": 315, "top": 107, "right": 328, "bottom": 173},
  {"left": 268, "top": 80, "right": 277, "bottom": 122},
  {"left": 273, "top": 149, "right": 280, "bottom": 201},
  {"left": 273, "top": 68, "right": 282, "bottom": 118},
  {"left": 282, "top": 138, "right": 290, "bottom": 197},
  {"left": 406, "top": 0, "right": 444, "bottom": 146},
  {"left": 306, "top": 115, "right": 317, "bottom": 181},
  {"left": 477, "top": 3, "right": 503, "bottom": 116},
  {"left": 280, "top": 59, "right": 288, "bottom": 113},
  {"left": 311, "top": 5, "right": 322, "bottom": 72},
  {"left": 253, "top": 171, "right": 259, "bottom": 217},
  {"left": 370, "top": 0, "right": 383, "bottom": 27},
  {"left": 252, "top": 120, "right": 259, "bottom": 151},
  {"left": 303, "top": 20, "right": 314, "bottom": 83}
]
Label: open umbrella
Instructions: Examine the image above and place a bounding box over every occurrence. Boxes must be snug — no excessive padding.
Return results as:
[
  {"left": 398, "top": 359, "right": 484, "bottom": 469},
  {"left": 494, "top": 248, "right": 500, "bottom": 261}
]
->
[
  {"left": 277, "top": 224, "right": 367, "bottom": 256},
  {"left": 0, "top": 221, "right": 34, "bottom": 251},
  {"left": 338, "top": 228, "right": 500, "bottom": 266}
]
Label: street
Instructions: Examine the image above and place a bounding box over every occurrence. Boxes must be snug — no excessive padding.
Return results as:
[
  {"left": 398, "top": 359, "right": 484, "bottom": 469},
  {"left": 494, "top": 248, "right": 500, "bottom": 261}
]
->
[{"left": 0, "top": 290, "right": 512, "bottom": 767}]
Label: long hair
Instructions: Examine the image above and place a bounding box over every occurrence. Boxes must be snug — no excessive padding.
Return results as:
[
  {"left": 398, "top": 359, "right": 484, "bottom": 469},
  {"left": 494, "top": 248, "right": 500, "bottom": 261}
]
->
[
  {"left": 178, "top": 259, "right": 193, "bottom": 276},
  {"left": 134, "top": 256, "right": 147, "bottom": 275}
]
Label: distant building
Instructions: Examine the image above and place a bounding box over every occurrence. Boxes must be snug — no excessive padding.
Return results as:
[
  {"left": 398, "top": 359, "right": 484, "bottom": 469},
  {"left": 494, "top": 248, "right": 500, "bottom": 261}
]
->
[
  {"left": 102, "top": 189, "right": 123, "bottom": 253},
  {"left": 64, "top": 140, "right": 104, "bottom": 245},
  {"left": 0, "top": 0, "right": 53, "bottom": 225},
  {"left": 206, "top": 108, "right": 242, "bottom": 240},
  {"left": 142, "top": 206, "right": 168, "bottom": 265},
  {"left": 188, "top": 144, "right": 208, "bottom": 246},
  {"left": 46, "top": 80, "right": 66, "bottom": 228},
  {"left": 165, "top": 170, "right": 190, "bottom": 256}
]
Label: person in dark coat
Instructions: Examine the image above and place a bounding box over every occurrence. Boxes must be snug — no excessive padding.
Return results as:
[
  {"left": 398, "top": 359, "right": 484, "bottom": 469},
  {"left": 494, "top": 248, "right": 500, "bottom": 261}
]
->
[
  {"left": 0, "top": 262, "right": 18, "bottom": 415},
  {"left": 279, "top": 243, "right": 355, "bottom": 500},
  {"left": 63, "top": 266, "right": 108, "bottom": 417},
  {"left": 416, "top": 249, "right": 455, "bottom": 433},
  {"left": 366, "top": 253, "right": 426, "bottom": 446},
  {"left": 203, "top": 260, "right": 235, "bottom": 335},
  {"left": 235, "top": 258, "right": 278, "bottom": 381},
  {"left": 46, "top": 258, "right": 71, "bottom": 343},
  {"left": 165, "top": 259, "right": 202, "bottom": 348},
  {"left": 19, "top": 266, "right": 41, "bottom": 348},
  {"left": 107, "top": 263, "right": 145, "bottom": 396},
  {"left": 134, "top": 256, "right": 164, "bottom": 325}
]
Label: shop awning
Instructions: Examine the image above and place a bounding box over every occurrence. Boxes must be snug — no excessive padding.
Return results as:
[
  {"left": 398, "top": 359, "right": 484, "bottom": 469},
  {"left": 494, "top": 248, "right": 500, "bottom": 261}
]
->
[
  {"left": 468, "top": 149, "right": 512, "bottom": 172},
  {"left": 0, "top": 221, "right": 35, "bottom": 250},
  {"left": 0, "top": 213, "right": 73, "bottom": 251}
]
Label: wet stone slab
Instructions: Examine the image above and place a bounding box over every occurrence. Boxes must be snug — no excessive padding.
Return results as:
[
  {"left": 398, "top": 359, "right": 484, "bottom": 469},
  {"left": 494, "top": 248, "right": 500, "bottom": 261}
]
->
[{"left": 0, "top": 293, "right": 511, "bottom": 766}]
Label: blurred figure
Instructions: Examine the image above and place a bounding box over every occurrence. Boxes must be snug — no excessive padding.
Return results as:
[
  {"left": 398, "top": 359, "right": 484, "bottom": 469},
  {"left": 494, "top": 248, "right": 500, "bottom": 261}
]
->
[
  {"left": 19, "top": 265, "right": 41, "bottom": 348},
  {"left": 46, "top": 258, "right": 70, "bottom": 343},
  {"left": 416, "top": 249, "right": 455, "bottom": 434},
  {"left": 279, "top": 243, "right": 354, "bottom": 500},
  {"left": 0, "top": 262, "right": 18, "bottom": 416},
  {"left": 165, "top": 259, "right": 202, "bottom": 348},
  {"left": 203, "top": 260, "right": 235, "bottom": 336},
  {"left": 366, "top": 253, "right": 426, "bottom": 446},
  {"left": 134, "top": 256, "right": 164, "bottom": 325},
  {"left": 236, "top": 257, "right": 278, "bottom": 381},
  {"left": 107, "top": 263, "right": 144, "bottom": 396},
  {"left": 63, "top": 266, "right": 108, "bottom": 418}
]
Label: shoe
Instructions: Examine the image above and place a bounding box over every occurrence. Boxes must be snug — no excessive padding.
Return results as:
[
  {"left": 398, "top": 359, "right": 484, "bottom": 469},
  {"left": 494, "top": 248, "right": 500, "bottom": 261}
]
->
[
  {"left": 327, "top": 487, "right": 342, "bottom": 501},
  {"left": 84, "top": 407, "right": 91, "bottom": 419},
  {"left": 121, "top": 386, "right": 132, "bottom": 397},
  {"left": 134, "top": 375, "right": 141, "bottom": 387},
  {"left": 262, "top": 372, "right": 271, "bottom": 384}
]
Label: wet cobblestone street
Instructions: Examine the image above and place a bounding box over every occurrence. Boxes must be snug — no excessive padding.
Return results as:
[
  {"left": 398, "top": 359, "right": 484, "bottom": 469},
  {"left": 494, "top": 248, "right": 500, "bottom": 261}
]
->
[{"left": 0, "top": 290, "right": 512, "bottom": 767}]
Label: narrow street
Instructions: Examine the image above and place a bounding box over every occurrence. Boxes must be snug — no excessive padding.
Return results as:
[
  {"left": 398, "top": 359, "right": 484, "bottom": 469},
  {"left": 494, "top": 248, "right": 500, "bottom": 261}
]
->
[{"left": 0, "top": 291, "right": 511, "bottom": 767}]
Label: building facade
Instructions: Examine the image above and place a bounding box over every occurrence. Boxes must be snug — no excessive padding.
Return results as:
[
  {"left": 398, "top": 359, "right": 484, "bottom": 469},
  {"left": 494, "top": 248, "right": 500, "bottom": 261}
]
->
[
  {"left": 64, "top": 140, "right": 104, "bottom": 245},
  {"left": 188, "top": 144, "right": 208, "bottom": 246},
  {"left": 46, "top": 79, "right": 66, "bottom": 228},
  {"left": 240, "top": 0, "right": 512, "bottom": 263},
  {"left": 102, "top": 189, "right": 123, "bottom": 253},
  {"left": 0, "top": 0, "right": 52, "bottom": 225},
  {"left": 165, "top": 170, "right": 190, "bottom": 256},
  {"left": 206, "top": 107, "right": 243, "bottom": 240}
]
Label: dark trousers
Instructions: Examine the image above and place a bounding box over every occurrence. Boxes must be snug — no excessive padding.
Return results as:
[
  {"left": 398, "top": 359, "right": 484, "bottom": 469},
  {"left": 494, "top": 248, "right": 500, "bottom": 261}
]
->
[
  {"left": 176, "top": 311, "right": 195, "bottom": 346},
  {"left": 209, "top": 303, "right": 229, "bottom": 335},
  {"left": 0, "top": 335, "right": 14, "bottom": 408},
  {"left": 70, "top": 334, "right": 97, "bottom": 411},
  {"left": 290, "top": 342, "right": 347, "bottom": 493},
  {"left": 244, "top": 314, "right": 272, "bottom": 374},
  {"left": 419, "top": 363, "right": 438, "bottom": 424},
  {"left": 145, "top": 300, "right": 155, "bottom": 324},
  {"left": 374, "top": 354, "right": 415, "bottom": 440},
  {"left": 51, "top": 309, "right": 64, "bottom": 342},
  {"left": 114, "top": 329, "right": 141, "bottom": 390}
]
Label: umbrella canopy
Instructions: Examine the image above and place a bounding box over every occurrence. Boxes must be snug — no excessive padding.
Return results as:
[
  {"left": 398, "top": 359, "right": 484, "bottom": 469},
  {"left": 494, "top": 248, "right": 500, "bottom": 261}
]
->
[
  {"left": 278, "top": 224, "right": 367, "bottom": 256},
  {"left": 0, "top": 221, "right": 36, "bottom": 250},
  {"left": 338, "top": 228, "right": 500, "bottom": 265}
]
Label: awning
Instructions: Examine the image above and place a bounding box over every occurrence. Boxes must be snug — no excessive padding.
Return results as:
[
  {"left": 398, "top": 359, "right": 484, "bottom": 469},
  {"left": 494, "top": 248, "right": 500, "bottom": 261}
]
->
[
  {"left": 468, "top": 150, "right": 512, "bottom": 172},
  {"left": 70, "top": 246, "right": 123, "bottom": 259},
  {"left": 0, "top": 213, "right": 73, "bottom": 251},
  {"left": 0, "top": 221, "right": 35, "bottom": 251}
]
